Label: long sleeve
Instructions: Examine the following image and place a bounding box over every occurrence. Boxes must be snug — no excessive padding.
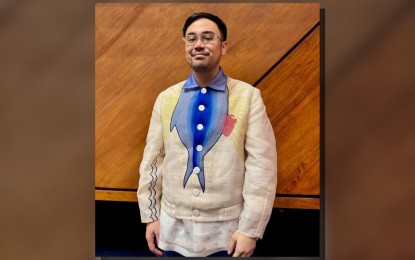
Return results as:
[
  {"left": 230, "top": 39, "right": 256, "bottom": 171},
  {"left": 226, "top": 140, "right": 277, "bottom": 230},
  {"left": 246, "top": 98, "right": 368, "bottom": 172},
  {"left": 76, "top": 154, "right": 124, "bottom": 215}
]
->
[
  {"left": 237, "top": 88, "right": 277, "bottom": 239},
  {"left": 137, "top": 93, "right": 165, "bottom": 223}
]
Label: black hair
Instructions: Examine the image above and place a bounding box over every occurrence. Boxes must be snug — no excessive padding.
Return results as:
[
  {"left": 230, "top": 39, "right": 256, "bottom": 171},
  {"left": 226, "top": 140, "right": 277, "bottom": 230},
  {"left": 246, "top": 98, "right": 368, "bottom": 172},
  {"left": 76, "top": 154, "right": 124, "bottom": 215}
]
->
[{"left": 182, "top": 12, "right": 227, "bottom": 41}]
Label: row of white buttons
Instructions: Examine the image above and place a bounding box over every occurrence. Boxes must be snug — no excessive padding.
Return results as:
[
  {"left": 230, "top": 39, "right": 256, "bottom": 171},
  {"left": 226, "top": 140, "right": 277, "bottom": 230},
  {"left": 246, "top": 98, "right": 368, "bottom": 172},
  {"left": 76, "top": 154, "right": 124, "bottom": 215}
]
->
[
  {"left": 192, "top": 87, "right": 206, "bottom": 219},
  {"left": 197, "top": 89, "right": 206, "bottom": 136}
]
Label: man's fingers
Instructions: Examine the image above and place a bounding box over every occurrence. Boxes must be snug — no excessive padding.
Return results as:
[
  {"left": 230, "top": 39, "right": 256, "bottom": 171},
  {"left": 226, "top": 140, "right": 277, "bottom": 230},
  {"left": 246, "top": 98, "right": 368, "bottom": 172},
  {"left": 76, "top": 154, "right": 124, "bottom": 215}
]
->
[
  {"left": 230, "top": 231, "right": 256, "bottom": 257},
  {"left": 145, "top": 221, "right": 161, "bottom": 256},
  {"left": 153, "top": 248, "right": 163, "bottom": 257},
  {"left": 228, "top": 238, "right": 236, "bottom": 255},
  {"left": 146, "top": 231, "right": 162, "bottom": 256},
  {"left": 154, "top": 233, "right": 162, "bottom": 256},
  {"left": 232, "top": 249, "right": 252, "bottom": 257},
  {"left": 146, "top": 237, "right": 162, "bottom": 256},
  {"left": 146, "top": 235, "right": 156, "bottom": 251}
]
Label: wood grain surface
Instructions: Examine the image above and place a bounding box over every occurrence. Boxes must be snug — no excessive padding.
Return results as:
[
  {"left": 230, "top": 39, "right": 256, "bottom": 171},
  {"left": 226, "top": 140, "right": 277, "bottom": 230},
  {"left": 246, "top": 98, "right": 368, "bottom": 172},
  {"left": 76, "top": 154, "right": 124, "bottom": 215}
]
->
[
  {"left": 95, "top": 190, "right": 138, "bottom": 202},
  {"left": 274, "top": 197, "right": 320, "bottom": 210},
  {"left": 258, "top": 27, "right": 320, "bottom": 195},
  {"left": 95, "top": 3, "right": 320, "bottom": 209}
]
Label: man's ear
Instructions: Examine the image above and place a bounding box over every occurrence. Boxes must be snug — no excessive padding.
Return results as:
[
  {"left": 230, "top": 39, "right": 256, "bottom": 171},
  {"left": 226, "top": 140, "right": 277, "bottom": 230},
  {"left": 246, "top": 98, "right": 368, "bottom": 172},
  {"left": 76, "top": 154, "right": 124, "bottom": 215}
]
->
[{"left": 221, "top": 41, "right": 228, "bottom": 56}]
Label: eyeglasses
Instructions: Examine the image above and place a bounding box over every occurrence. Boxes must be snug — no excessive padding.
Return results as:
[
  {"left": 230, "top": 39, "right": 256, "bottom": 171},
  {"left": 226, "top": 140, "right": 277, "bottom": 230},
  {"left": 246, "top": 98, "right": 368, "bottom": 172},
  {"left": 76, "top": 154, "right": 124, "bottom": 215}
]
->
[{"left": 183, "top": 33, "right": 223, "bottom": 45}]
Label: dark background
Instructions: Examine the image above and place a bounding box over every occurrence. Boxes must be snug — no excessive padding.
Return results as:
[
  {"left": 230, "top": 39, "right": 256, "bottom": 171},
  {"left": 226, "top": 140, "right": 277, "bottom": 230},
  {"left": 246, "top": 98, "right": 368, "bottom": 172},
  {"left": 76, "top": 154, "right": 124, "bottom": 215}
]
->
[
  {"left": 1, "top": 0, "right": 414, "bottom": 260},
  {"left": 96, "top": 201, "right": 320, "bottom": 257}
]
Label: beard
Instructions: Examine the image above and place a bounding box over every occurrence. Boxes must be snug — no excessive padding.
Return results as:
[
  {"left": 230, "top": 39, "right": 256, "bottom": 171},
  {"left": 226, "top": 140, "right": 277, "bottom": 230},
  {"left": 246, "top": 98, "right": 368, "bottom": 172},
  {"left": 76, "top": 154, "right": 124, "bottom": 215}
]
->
[{"left": 189, "top": 61, "right": 213, "bottom": 72}]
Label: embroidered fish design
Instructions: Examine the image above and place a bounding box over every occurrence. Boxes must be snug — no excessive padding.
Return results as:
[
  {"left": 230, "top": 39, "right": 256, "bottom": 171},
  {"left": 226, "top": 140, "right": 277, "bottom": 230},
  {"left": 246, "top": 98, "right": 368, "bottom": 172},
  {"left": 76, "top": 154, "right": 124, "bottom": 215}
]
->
[{"left": 171, "top": 87, "right": 228, "bottom": 192}]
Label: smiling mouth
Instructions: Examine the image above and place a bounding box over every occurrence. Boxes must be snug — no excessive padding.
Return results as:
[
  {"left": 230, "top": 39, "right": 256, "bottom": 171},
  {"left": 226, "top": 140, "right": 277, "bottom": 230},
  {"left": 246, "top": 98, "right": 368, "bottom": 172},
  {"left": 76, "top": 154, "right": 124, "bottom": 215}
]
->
[{"left": 191, "top": 52, "right": 209, "bottom": 57}]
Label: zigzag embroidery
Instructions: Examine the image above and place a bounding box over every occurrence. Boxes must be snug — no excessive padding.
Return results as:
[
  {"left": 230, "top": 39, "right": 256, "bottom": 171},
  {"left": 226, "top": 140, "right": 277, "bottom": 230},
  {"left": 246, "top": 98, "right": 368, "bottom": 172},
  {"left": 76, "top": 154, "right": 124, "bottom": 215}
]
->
[{"left": 148, "top": 146, "right": 164, "bottom": 221}]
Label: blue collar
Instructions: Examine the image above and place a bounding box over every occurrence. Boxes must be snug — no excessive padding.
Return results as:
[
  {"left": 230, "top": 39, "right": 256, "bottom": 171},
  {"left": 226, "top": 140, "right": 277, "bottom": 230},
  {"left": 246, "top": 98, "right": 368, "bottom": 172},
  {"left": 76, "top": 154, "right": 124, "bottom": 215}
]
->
[{"left": 183, "top": 67, "right": 228, "bottom": 91}]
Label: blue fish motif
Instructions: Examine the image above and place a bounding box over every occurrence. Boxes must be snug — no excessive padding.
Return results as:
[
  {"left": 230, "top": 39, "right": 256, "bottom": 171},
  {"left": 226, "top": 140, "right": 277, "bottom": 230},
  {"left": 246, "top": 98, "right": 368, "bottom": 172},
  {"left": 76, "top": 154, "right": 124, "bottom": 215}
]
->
[{"left": 170, "top": 76, "right": 228, "bottom": 192}]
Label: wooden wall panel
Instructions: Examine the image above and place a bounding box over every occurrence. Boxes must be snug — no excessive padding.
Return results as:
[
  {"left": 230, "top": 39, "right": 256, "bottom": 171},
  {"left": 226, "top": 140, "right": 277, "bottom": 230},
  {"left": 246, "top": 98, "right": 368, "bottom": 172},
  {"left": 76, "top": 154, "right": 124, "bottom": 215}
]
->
[
  {"left": 274, "top": 197, "right": 320, "bottom": 210},
  {"left": 258, "top": 27, "right": 320, "bottom": 196},
  {"left": 95, "top": 4, "right": 148, "bottom": 60},
  {"left": 95, "top": 3, "right": 320, "bottom": 209}
]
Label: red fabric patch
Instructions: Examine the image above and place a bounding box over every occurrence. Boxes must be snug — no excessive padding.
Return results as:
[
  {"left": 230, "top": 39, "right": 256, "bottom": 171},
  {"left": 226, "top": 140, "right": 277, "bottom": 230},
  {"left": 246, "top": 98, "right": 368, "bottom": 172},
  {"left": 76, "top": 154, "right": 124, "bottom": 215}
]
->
[{"left": 222, "top": 114, "right": 237, "bottom": 137}]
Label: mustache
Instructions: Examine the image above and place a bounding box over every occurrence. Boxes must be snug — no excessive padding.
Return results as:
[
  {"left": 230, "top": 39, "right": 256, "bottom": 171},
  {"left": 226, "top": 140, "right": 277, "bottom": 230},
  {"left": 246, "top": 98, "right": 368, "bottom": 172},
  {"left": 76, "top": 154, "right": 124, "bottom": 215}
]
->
[{"left": 191, "top": 51, "right": 210, "bottom": 57}]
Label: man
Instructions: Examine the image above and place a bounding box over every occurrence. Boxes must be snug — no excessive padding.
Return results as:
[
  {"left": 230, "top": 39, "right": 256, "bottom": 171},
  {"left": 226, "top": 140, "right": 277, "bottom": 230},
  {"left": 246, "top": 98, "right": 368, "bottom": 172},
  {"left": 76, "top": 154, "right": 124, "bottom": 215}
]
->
[{"left": 138, "top": 12, "right": 277, "bottom": 257}]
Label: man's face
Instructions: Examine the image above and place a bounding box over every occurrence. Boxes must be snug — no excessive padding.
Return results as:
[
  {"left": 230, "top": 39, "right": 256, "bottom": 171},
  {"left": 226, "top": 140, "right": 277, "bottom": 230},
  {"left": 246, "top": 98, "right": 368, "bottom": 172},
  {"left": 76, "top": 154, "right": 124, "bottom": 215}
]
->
[{"left": 184, "top": 18, "right": 227, "bottom": 73}]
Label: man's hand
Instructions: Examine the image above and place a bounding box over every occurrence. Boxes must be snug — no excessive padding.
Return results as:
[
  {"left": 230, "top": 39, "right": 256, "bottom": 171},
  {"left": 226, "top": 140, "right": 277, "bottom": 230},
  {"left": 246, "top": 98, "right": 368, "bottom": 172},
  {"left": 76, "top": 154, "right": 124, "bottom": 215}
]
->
[
  {"left": 145, "top": 220, "right": 162, "bottom": 256},
  {"left": 227, "top": 230, "right": 257, "bottom": 257}
]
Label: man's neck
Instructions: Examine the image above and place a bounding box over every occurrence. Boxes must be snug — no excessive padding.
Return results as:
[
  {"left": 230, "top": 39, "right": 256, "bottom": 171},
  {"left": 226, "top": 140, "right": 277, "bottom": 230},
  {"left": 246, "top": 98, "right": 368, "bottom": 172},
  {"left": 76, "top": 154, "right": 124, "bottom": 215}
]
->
[{"left": 193, "top": 67, "right": 220, "bottom": 87}]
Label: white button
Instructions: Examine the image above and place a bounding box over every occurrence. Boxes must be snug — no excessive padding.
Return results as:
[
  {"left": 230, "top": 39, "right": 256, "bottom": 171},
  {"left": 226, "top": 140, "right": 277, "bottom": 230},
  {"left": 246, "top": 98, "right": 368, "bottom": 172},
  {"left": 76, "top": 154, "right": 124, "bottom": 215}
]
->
[
  {"left": 201, "top": 88, "right": 207, "bottom": 94},
  {"left": 196, "top": 145, "right": 203, "bottom": 151},
  {"left": 197, "top": 124, "right": 204, "bottom": 130},
  {"left": 193, "top": 189, "right": 200, "bottom": 196},
  {"left": 193, "top": 167, "right": 200, "bottom": 174},
  {"left": 192, "top": 209, "right": 200, "bottom": 216},
  {"left": 198, "top": 105, "right": 205, "bottom": 111}
]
